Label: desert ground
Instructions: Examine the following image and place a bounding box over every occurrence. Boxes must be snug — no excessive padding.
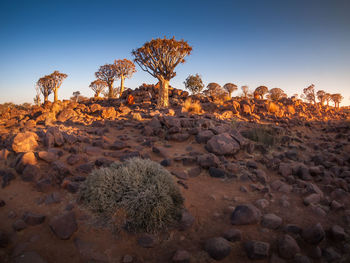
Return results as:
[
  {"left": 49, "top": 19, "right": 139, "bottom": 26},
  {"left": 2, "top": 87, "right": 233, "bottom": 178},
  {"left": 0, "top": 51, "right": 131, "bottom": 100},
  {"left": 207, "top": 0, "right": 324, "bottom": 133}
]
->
[{"left": 0, "top": 85, "right": 350, "bottom": 263}]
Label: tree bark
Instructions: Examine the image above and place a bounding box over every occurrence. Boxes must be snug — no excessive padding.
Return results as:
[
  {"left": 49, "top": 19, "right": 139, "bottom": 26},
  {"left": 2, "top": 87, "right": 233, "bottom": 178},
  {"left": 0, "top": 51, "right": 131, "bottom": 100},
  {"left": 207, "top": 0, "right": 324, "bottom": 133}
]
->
[
  {"left": 157, "top": 78, "right": 169, "bottom": 107},
  {"left": 120, "top": 75, "right": 125, "bottom": 97},
  {"left": 108, "top": 81, "right": 114, "bottom": 98},
  {"left": 44, "top": 95, "right": 48, "bottom": 103},
  {"left": 53, "top": 89, "right": 58, "bottom": 102}
]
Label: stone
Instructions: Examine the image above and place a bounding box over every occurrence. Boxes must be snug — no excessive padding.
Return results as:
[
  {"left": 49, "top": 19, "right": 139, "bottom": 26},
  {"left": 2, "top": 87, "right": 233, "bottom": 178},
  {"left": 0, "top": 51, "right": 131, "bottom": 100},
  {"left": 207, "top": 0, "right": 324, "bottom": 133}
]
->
[
  {"left": 179, "top": 209, "right": 195, "bottom": 230},
  {"left": 16, "top": 152, "right": 37, "bottom": 174},
  {"left": 206, "top": 133, "right": 240, "bottom": 155},
  {"left": 244, "top": 240, "right": 270, "bottom": 260},
  {"left": 22, "top": 212, "right": 45, "bottom": 226},
  {"left": 0, "top": 169, "right": 15, "bottom": 188},
  {"left": 255, "top": 199, "right": 269, "bottom": 209},
  {"left": 302, "top": 223, "right": 325, "bottom": 245},
  {"left": 277, "top": 234, "right": 300, "bottom": 259},
  {"left": 21, "top": 164, "right": 39, "bottom": 182},
  {"left": 330, "top": 225, "right": 346, "bottom": 241},
  {"left": 0, "top": 200, "right": 5, "bottom": 207},
  {"left": 12, "top": 132, "right": 38, "bottom": 153},
  {"left": 322, "top": 247, "right": 341, "bottom": 262},
  {"left": 231, "top": 204, "right": 262, "bottom": 225},
  {"left": 209, "top": 167, "right": 227, "bottom": 178},
  {"left": 38, "top": 151, "right": 56, "bottom": 163},
  {"left": 172, "top": 171, "right": 188, "bottom": 180},
  {"left": 101, "top": 107, "right": 117, "bottom": 119},
  {"left": 122, "top": 255, "right": 133, "bottom": 263},
  {"left": 57, "top": 108, "right": 76, "bottom": 122},
  {"left": 204, "top": 237, "right": 231, "bottom": 260},
  {"left": 0, "top": 149, "right": 10, "bottom": 160},
  {"left": 197, "top": 153, "right": 220, "bottom": 169},
  {"left": 172, "top": 249, "right": 190, "bottom": 263},
  {"left": 13, "top": 219, "right": 27, "bottom": 231},
  {"left": 294, "top": 255, "right": 311, "bottom": 263},
  {"left": 137, "top": 234, "right": 155, "bottom": 248},
  {"left": 14, "top": 251, "right": 47, "bottom": 263},
  {"left": 110, "top": 140, "right": 128, "bottom": 150},
  {"left": 303, "top": 194, "right": 321, "bottom": 206},
  {"left": 0, "top": 230, "right": 10, "bottom": 247},
  {"left": 49, "top": 212, "right": 77, "bottom": 239},
  {"left": 261, "top": 213, "right": 282, "bottom": 229},
  {"left": 223, "top": 228, "right": 242, "bottom": 242},
  {"left": 196, "top": 130, "right": 214, "bottom": 143}
]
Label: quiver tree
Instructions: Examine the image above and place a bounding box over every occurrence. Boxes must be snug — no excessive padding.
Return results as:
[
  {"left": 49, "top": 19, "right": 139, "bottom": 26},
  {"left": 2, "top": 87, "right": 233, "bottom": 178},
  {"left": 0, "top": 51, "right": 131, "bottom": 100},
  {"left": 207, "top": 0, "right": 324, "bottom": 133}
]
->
[
  {"left": 89, "top": 79, "right": 107, "bottom": 98},
  {"left": 72, "top": 91, "right": 81, "bottom": 102},
  {"left": 268, "top": 88, "right": 287, "bottom": 101},
  {"left": 316, "top": 90, "right": 326, "bottom": 105},
  {"left": 303, "top": 84, "right": 316, "bottom": 104},
  {"left": 223, "top": 83, "right": 238, "bottom": 98},
  {"left": 102, "top": 87, "right": 119, "bottom": 98},
  {"left": 95, "top": 64, "right": 117, "bottom": 98},
  {"left": 183, "top": 74, "right": 204, "bottom": 94},
  {"left": 114, "top": 59, "right": 136, "bottom": 97},
  {"left": 132, "top": 37, "right": 192, "bottom": 107},
  {"left": 325, "top": 93, "right": 331, "bottom": 106},
  {"left": 33, "top": 86, "right": 41, "bottom": 106},
  {"left": 254, "top": 86, "right": 269, "bottom": 99},
  {"left": 241, "top": 85, "right": 249, "bottom": 98},
  {"left": 203, "top": 82, "right": 223, "bottom": 97},
  {"left": 50, "top": 71, "right": 68, "bottom": 102},
  {"left": 330, "top": 93, "right": 343, "bottom": 108},
  {"left": 36, "top": 75, "right": 54, "bottom": 103}
]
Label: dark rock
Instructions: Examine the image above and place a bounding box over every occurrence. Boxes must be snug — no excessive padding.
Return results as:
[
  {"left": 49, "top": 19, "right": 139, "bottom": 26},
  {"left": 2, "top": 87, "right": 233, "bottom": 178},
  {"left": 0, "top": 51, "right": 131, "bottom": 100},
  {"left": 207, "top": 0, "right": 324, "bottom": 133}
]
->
[
  {"left": 231, "top": 204, "right": 262, "bottom": 225},
  {"left": 75, "top": 163, "right": 94, "bottom": 174},
  {"left": 303, "top": 194, "right": 321, "bottom": 206},
  {"left": 206, "top": 133, "right": 240, "bottom": 155},
  {"left": 45, "top": 192, "right": 61, "bottom": 205},
  {"left": 283, "top": 224, "right": 302, "bottom": 235},
  {"left": 188, "top": 166, "right": 201, "bottom": 177},
  {"left": 223, "top": 228, "right": 242, "bottom": 242},
  {"left": 322, "top": 247, "right": 341, "bottom": 262},
  {"left": 172, "top": 249, "right": 190, "bottom": 263},
  {"left": 21, "top": 164, "right": 39, "bottom": 182},
  {"left": 95, "top": 157, "right": 113, "bottom": 167},
  {"left": 110, "top": 140, "right": 128, "bottom": 150},
  {"left": 0, "top": 230, "right": 10, "bottom": 247},
  {"left": 22, "top": 212, "right": 45, "bottom": 226},
  {"left": 244, "top": 240, "right": 270, "bottom": 260},
  {"left": 197, "top": 153, "right": 220, "bottom": 169},
  {"left": 179, "top": 209, "right": 195, "bottom": 230},
  {"left": 0, "top": 169, "right": 15, "bottom": 188},
  {"left": 172, "top": 171, "right": 188, "bottom": 180},
  {"left": 196, "top": 130, "right": 214, "bottom": 143},
  {"left": 209, "top": 167, "right": 227, "bottom": 178},
  {"left": 0, "top": 200, "right": 5, "bottom": 207},
  {"left": 137, "top": 234, "right": 155, "bottom": 248},
  {"left": 160, "top": 159, "right": 171, "bottom": 167},
  {"left": 261, "top": 213, "right": 282, "bottom": 229},
  {"left": 302, "top": 223, "right": 325, "bottom": 245},
  {"left": 14, "top": 251, "right": 47, "bottom": 263},
  {"left": 13, "top": 219, "right": 27, "bottom": 231},
  {"left": 330, "top": 225, "right": 346, "bottom": 241},
  {"left": 49, "top": 212, "right": 77, "bottom": 240},
  {"left": 204, "top": 237, "right": 231, "bottom": 260},
  {"left": 277, "top": 234, "right": 300, "bottom": 259}
]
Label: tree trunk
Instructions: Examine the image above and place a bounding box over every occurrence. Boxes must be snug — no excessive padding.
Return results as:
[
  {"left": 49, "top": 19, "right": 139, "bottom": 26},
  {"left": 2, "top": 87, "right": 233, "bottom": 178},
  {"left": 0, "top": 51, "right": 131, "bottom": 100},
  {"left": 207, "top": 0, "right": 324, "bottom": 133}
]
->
[
  {"left": 54, "top": 88, "right": 58, "bottom": 102},
  {"left": 44, "top": 95, "right": 48, "bottom": 103},
  {"left": 228, "top": 92, "right": 232, "bottom": 98},
  {"left": 108, "top": 82, "right": 114, "bottom": 98},
  {"left": 157, "top": 79, "right": 169, "bottom": 107},
  {"left": 120, "top": 75, "right": 125, "bottom": 97}
]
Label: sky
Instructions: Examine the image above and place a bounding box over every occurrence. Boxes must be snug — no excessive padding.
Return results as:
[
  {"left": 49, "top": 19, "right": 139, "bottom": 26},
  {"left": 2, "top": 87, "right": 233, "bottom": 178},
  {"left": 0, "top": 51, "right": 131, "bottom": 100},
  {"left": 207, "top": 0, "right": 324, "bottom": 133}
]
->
[{"left": 0, "top": 0, "right": 349, "bottom": 105}]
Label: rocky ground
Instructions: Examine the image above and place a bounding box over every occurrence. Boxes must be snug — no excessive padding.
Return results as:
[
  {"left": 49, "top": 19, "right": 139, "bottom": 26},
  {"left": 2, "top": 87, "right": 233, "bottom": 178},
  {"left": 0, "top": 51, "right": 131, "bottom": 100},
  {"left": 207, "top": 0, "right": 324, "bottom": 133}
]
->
[{"left": 0, "top": 86, "right": 350, "bottom": 263}]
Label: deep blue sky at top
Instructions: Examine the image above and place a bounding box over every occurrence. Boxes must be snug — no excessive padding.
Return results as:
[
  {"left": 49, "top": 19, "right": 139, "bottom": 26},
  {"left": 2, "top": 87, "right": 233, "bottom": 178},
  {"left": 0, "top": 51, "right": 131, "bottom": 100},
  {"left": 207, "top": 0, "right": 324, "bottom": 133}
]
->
[{"left": 0, "top": 0, "right": 349, "bottom": 105}]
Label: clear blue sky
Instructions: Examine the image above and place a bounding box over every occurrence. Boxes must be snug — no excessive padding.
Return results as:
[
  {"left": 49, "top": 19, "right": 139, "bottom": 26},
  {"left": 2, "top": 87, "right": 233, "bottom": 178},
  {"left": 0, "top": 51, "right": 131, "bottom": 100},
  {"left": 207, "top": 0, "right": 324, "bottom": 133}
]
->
[{"left": 1, "top": 0, "right": 349, "bottom": 105}]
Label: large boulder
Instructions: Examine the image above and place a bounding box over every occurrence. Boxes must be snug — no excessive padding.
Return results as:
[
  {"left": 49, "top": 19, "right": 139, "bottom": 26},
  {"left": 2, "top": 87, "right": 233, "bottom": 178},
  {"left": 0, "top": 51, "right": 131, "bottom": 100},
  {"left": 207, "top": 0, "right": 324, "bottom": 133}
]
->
[
  {"left": 49, "top": 212, "right": 77, "bottom": 240},
  {"left": 206, "top": 133, "right": 240, "bottom": 155},
  {"left": 57, "top": 108, "right": 76, "bottom": 122},
  {"left": 101, "top": 107, "right": 117, "bottom": 119},
  {"left": 204, "top": 237, "right": 231, "bottom": 260},
  {"left": 231, "top": 204, "right": 262, "bottom": 225},
  {"left": 12, "top": 132, "right": 38, "bottom": 153}
]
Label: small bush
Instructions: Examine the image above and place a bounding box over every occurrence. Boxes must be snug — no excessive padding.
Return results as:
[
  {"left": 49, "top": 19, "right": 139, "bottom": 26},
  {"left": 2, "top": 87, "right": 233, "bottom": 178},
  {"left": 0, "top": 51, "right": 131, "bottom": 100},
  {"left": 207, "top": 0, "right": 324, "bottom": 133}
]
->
[
  {"left": 79, "top": 158, "right": 184, "bottom": 233},
  {"left": 241, "top": 125, "right": 283, "bottom": 147},
  {"left": 183, "top": 98, "right": 202, "bottom": 114}
]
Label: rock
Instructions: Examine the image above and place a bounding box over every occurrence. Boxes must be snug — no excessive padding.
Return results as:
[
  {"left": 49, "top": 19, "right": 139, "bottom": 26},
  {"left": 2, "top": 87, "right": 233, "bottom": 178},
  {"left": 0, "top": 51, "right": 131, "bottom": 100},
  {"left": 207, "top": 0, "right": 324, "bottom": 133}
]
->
[
  {"left": 294, "top": 255, "right": 311, "bottom": 263},
  {"left": 38, "top": 151, "right": 56, "bottom": 163},
  {"left": 223, "top": 228, "right": 242, "bottom": 242},
  {"left": 75, "top": 163, "right": 94, "bottom": 174},
  {"left": 209, "top": 167, "right": 227, "bottom": 178},
  {"left": 283, "top": 224, "right": 302, "bottom": 235},
  {"left": 14, "top": 251, "right": 47, "bottom": 263},
  {"left": 21, "top": 164, "right": 39, "bottom": 182},
  {"left": 110, "top": 140, "right": 128, "bottom": 150},
  {"left": 261, "top": 213, "right": 282, "bottom": 229},
  {"left": 137, "top": 234, "right": 155, "bottom": 248},
  {"left": 187, "top": 166, "right": 201, "bottom": 177},
  {"left": 101, "top": 107, "right": 117, "bottom": 119},
  {"left": 122, "top": 255, "right": 133, "bottom": 263},
  {"left": 22, "top": 212, "right": 45, "bottom": 225},
  {"left": 16, "top": 152, "right": 37, "bottom": 173},
  {"left": 206, "top": 133, "right": 240, "bottom": 155},
  {"left": 13, "top": 219, "right": 27, "bottom": 231},
  {"left": 231, "top": 204, "right": 262, "bottom": 225},
  {"left": 172, "top": 249, "right": 190, "bottom": 263},
  {"left": 330, "top": 225, "right": 346, "bottom": 241},
  {"left": 277, "top": 234, "right": 300, "bottom": 259},
  {"left": 46, "top": 127, "right": 64, "bottom": 146},
  {"left": 0, "top": 169, "right": 15, "bottom": 188},
  {"left": 0, "top": 200, "right": 5, "bottom": 207},
  {"left": 302, "top": 223, "right": 325, "bottom": 245},
  {"left": 196, "top": 130, "right": 214, "bottom": 143},
  {"left": 303, "top": 194, "right": 321, "bottom": 206},
  {"left": 244, "top": 240, "right": 270, "bottom": 260},
  {"left": 0, "top": 149, "right": 10, "bottom": 160},
  {"left": 179, "top": 209, "right": 195, "bottom": 230},
  {"left": 172, "top": 171, "right": 188, "bottom": 180},
  {"left": 0, "top": 230, "right": 9, "bottom": 247},
  {"left": 49, "top": 212, "right": 77, "bottom": 239},
  {"left": 12, "top": 132, "right": 38, "bottom": 153},
  {"left": 322, "top": 247, "right": 341, "bottom": 262},
  {"left": 255, "top": 199, "right": 269, "bottom": 209},
  {"left": 57, "top": 108, "right": 76, "bottom": 122},
  {"left": 45, "top": 192, "right": 61, "bottom": 205},
  {"left": 204, "top": 237, "right": 231, "bottom": 260},
  {"left": 197, "top": 153, "right": 220, "bottom": 169},
  {"left": 90, "top": 103, "right": 102, "bottom": 112}
]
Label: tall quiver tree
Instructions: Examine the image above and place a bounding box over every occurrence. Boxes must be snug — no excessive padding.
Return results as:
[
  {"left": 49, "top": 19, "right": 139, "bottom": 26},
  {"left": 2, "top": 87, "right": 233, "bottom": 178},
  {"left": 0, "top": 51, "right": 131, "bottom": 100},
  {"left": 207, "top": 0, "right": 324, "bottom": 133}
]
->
[
  {"left": 95, "top": 64, "right": 117, "bottom": 98},
  {"left": 36, "top": 75, "right": 54, "bottom": 103},
  {"left": 89, "top": 79, "right": 107, "bottom": 98},
  {"left": 50, "top": 71, "right": 68, "bottom": 102},
  {"left": 223, "top": 83, "right": 238, "bottom": 98},
  {"left": 132, "top": 37, "right": 192, "bottom": 107},
  {"left": 316, "top": 90, "right": 326, "bottom": 106},
  {"left": 254, "top": 86, "right": 269, "bottom": 99},
  {"left": 303, "top": 84, "right": 316, "bottom": 104},
  {"left": 114, "top": 59, "right": 136, "bottom": 97}
]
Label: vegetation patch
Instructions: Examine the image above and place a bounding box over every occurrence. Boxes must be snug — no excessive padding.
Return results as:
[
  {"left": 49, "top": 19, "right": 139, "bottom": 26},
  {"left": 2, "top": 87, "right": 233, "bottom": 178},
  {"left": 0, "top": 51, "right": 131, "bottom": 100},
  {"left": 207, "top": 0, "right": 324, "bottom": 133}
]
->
[
  {"left": 79, "top": 157, "right": 184, "bottom": 233},
  {"left": 241, "top": 125, "right": 284, "bottom": 147}
]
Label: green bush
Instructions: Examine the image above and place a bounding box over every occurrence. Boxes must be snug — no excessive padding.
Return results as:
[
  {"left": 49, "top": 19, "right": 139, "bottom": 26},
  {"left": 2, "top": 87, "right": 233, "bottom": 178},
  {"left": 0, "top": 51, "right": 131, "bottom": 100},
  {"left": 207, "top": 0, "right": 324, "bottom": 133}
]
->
[
  {"left": 79, "top": 158, "right": 184, "bottom": 233},
  {"left": 241, "top": 125, "right": 283, "bottom": 147}
]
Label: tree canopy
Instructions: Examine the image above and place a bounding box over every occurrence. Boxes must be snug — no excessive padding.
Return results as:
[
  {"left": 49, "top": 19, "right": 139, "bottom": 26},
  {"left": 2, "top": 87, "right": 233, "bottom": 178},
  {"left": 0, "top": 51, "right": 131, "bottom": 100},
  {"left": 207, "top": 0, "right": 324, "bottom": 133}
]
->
[
  {"left": 183, "top": 74, "right": 204, "bottom": 94},
  {"left": 254, "top": 86, "right": 269, "bottom": 99},
  {"left": 95, "top": 64, "right": 117, "bottom": 98},
  {"left": 268, "top": 88, "right": 287, "bottom": 101},
  {"left": 89, "top": 79, "right": 107, "bottom": 98},
  {"left": 114, "top": 59, "right": 136, "bottom": 96},
  {"left": 223, "top": 83, "right": 237, "bottom": 98}
]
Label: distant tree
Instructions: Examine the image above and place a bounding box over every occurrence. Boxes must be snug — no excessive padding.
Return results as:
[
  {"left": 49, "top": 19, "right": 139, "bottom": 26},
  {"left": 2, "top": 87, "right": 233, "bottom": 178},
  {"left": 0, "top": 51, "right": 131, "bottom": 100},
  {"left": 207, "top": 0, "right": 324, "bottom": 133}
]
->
[
  {"left": 102, "top": 87, "right": 119, "bottom": 98},
  {"left": 48, "top": 71, "right": 68, "bottom": 103},
  {"left": 72, "top": 91, "right": 81, "bottom": 102},
  {"left": 223, "top": 83, "right": 238, "bottom": 98},
  {"left": 254, "top": 86, "right": 269, "bottom": 99},
  {"left": 203, "top": 82, "right": 224, "bottom": 97},
  {"left": 183, "top": 74, "right": 204, "bottom": 94},
  {"left": 241, "top": 85, "right": 249, "bottom": 98},
  {"left": 89, "top": 79, "right": 107, "bottom": 98},
  {"left": 36, "top": 75, "right": 54, "bottom": 103},
  {"left": 96, "top": 64, "right": 118, "bottom": 98},
  {"left": 303, "top": 84, "right": 316, "bottom": 104},
  {"left": 114, "top": 59, "right": 136, "bottom": 97},
  {"left": 330, "top": 93, "right": 343, "bottom": 108},
  {"left": 132, "top": 37, "right": 192, "bottom": 107},
  {"left": 268, "top": 88, "right": 287, "bottom": 101},
  {"left": 33, "top": 86, "right": 41, "bottom": 106},
  {"left": 324, "top": 93, "right": 332, "bottom": 106},
  {"left": 316, "top": 90, "right": 326, "bottom": 106}
]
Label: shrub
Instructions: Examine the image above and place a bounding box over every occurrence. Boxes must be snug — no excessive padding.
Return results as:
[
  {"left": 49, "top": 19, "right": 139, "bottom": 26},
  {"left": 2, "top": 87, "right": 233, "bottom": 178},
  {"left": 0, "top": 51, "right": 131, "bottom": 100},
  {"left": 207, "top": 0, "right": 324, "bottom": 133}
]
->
[
  {"left": 79, "top": 158, "right": 184, "bottom": 233},
  {"left": 183, "top": 98, "right": 202, "bottom": 114},
  {"left": 241, "top": 125, "right": 284, "bottom": 147}
]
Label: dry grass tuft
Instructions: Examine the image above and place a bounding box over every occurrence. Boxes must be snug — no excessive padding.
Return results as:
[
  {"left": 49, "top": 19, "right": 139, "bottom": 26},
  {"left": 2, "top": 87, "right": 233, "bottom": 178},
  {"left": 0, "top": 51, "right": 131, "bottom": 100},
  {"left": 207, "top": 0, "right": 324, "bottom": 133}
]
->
[{"left": 183, "top": 98, "right": 202, "bottom": 114}]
